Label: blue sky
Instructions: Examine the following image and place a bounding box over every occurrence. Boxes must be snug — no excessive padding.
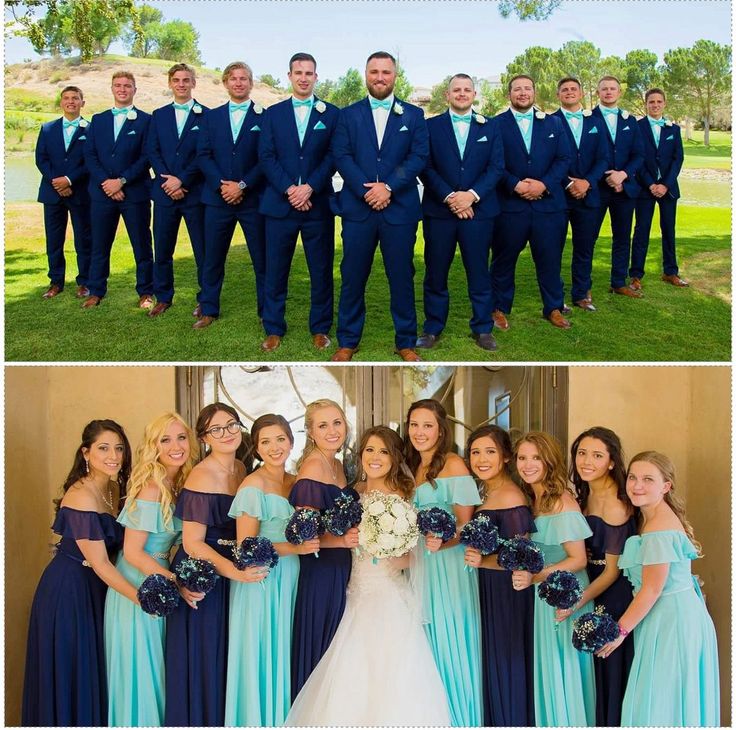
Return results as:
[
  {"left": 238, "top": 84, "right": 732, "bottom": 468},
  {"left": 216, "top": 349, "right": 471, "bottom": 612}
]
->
[{"left": 5, "top": 0, "right": 731, "bottom": 86}]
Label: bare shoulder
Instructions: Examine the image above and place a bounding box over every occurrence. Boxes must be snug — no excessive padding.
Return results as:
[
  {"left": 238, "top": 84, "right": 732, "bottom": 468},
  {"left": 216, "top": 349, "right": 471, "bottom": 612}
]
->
[
  {"left": 494, "top": 483, "right": 529, "bottom": 510},
  {"left": 283, "top": 472, "right": 297, "bottom": 491},
  {"left": 601, "top": 497, "right": 632, "bottom": 526},
  {"left": 559, "top": 490, "right": 582, "bottom": 513},
  {"left": 441, "top": 453, "right": 471, "bottom": 478},
  {"left": 237, "top": 469, "right": 265, "bottom": 491},
  {"left": 60, "top": 483, "right": 98, "bottom": 511},
  {"left": 184, "top": 460, "right": 219, "bottom": 492},
  {"left": 137, "top": 481, "right": 162, "bottom": 502},
  {"left": 296, "top": 455, "right": 329, "bottom": 483}
]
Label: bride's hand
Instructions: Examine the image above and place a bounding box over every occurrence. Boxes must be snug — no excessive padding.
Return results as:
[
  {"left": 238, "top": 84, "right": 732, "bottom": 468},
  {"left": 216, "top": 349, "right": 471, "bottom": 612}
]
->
[
  {"left": 425, "top": 535, "right": 443, "bottom": 553},
  {"left": 342, "top": 527, "right": 359, "bottom": 548},
  {"left": 464, "top": 547, "right": 481, "bottom": 568},
  {"left": 296, "top": 538, "right": 321, "bottom": 555}
]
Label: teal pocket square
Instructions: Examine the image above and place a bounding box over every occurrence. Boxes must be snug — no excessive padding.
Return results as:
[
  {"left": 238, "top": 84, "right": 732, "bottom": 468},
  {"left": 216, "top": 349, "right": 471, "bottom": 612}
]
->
[
  {"left": 314, "top": 121, "right": 326, "bottom": 130},
  {"left": 589, "top": 127, "right": 598, "bottom": 134},
  {"left": 399, "top": 125, "right": 409, "bottom": 131},
  {"left": 191, "top": 125, "right": 200, "bottom": 131},
  {"left": 665, "top": 134, "right": 674, "bottom": 141},
  {"left": 78, "top": 135, "right": 86, "bottom": 140},
  {"left": 127, "top": 130, "right": 136, "bottom": 135},
  {"left": 250, "top": 125, "right": 261, "bottom": 131},
  {"left": 477, "top": 135, "right": 488, "bottom": 142},
  {"left": 622, "top": 125, "right": 630, "bottom": 131}
]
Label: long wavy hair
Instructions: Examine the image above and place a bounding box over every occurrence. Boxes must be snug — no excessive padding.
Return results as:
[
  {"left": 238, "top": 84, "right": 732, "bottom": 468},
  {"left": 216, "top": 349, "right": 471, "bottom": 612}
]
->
[
  {"left": 249, "top": 413, "right": 294, "bottom": 465},
  {"left": 195, "top": 402, "right": 252, "bottom": 472},
  {"left": 404, "top": 399, "right": 454, "bottom": 488},
  {"left": 126, "top": 412, "right": 197, "bottom": 528},
  {"left": 296, "top": 399, "right": 349, "bottom": 470},
  {"left": 569, "top": 426, "right": 630, "bottom": 510},
  {"left": 628, "top": 451, "right": 702, "bottom": 555},
  {"left": 55, "top": 419, "right": 132, "bottom": 512},
  {"left": 515, "top": 431, "right": 572, "bottom": 515},
  {"left": 465, "top": 424, "right": 518, "bottom": 501},
  {"left": 359, "top": 426, "right": 415, "bottom": 499}
]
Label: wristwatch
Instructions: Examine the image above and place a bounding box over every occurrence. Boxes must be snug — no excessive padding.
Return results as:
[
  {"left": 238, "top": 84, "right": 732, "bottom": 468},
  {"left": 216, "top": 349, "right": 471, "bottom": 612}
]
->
[
  {"left": 237, "top": 180, "right": 247, "bottom": 190},
  {"left": 118, "top": 177, "right": 127, "bottom": 186}
]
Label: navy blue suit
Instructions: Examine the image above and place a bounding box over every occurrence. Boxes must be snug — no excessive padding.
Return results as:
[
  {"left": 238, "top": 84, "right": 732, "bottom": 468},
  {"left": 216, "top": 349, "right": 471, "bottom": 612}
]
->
[
  {"left": 35, "top": 117, "right": 92, "bottom": 289},
  {"left": 490, "top": 109, "right": 571, "bottom": 317},
  {"left": 84, "top": 107, "right": 153, "bottom": 299},
  {"left": 591, "top": 105, "right": 644, "bottom": 288},
  {"left": 197, "top": 102, "right": 266, "bottom": 319},
  {"left": 259, "top": 97, "right": 339, "bottom": 337},
  {"left": 552, "top": 108, "right": 610, "bottom": 302},
  {"left": 631, "top": 118, "right": 684, "bottom": 278},
  {"left": 147, "top": 100, "right": 209, "bottom": 304},
  {"left": 331, "top": 97, "right": 429, "bottom": 349},
  {"left": 420, "top": 110, "right": 504, "bottom": 335}
]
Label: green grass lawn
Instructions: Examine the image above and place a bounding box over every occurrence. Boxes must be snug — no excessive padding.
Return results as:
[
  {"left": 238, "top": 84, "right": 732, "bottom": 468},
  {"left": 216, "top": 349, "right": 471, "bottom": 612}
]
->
[{"left": 5, "top": 203, "right": 730, "bottom": 362}]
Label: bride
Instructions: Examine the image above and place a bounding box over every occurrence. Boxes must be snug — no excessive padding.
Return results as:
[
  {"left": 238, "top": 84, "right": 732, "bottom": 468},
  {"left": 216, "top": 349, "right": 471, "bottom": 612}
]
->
[{"left": 286, "top": 426, "right": 451, "bottom": 726}]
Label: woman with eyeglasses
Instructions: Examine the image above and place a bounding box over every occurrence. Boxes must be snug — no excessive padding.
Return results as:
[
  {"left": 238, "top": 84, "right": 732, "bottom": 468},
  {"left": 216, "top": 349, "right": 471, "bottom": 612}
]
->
[{"left": 164, "top": 403, "right": 266, "bottom": 727}]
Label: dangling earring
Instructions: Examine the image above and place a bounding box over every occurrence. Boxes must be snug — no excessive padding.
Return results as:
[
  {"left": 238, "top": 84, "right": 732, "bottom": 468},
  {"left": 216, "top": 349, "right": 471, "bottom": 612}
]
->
[
  {"left": 84, "top": 458, "right": 90, "bottom": 475},
  {"left": 360, "top": 471, "right": 367, "bottom": 482}
]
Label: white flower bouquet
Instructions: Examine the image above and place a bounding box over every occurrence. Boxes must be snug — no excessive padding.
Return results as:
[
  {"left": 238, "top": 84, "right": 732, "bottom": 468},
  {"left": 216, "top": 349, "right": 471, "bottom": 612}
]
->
[{"left": 358, "top": 491, "right": 419, "bottom": 560}]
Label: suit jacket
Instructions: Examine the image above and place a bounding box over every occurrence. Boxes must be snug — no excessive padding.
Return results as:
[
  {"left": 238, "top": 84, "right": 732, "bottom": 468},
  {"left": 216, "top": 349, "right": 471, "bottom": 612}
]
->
[
  {"left": 551, "top": 108, "right": 610, "bottom": 209},
  {"left": 636, "top": 117, "right": 683, "bottom": 199},
  {"left": 197, "top": 101, "right": 264, "bottom": 209},
  {"left": 495, "top": 108, "right": 571, "bottom": 214},
  {"left": 330, "top": 97, "right": 429, "bottom": 224},
  {"left": 258, "top": 97, "right": 339, "bottom": 219},
  {"left": 147, "top": 100, "right": 209, "bottom": 207},
  {"left": 36, "top": 117, "right": 90, "bottom": 205},
  {"left": 420, "top": 110, "right": 504, "bottom": 220},
  {"left": 84, "top": 107, "right": 152, "bottom": 203},
  {"left": 591, "top": 105, "right": 644, "bottom": 198}
]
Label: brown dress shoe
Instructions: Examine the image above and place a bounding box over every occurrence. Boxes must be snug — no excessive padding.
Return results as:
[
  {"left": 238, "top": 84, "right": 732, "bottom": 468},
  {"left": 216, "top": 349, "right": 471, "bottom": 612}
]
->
[
  {"left": 395, "top": 348, "right": 422, "bottom": 362},
  {"left": 42, "top": 284, "right": 62, "bottom": 299},
  {"left": 574, "top": 298, "right": 597, "bottom": 312},
  {"left": 76, "top": 285, "right": 90, "bottom": 298},
  {"left": 547, "top": 309, "right": 572, "bottom": 329},
  {"left": 609, "top": 286, "right": 642, "bottom": 299},
  {"left": 312, "top": 333, "right": 331, "bottom": 350},
  {"left": 148, "top": 302, "right": 171, "bottom": 318},
  {"left": 261, "top": 334, "right": 282, "bottom": 352},
  {"left": 331, "top": 347, "right": 356, "bottom": 362},
  {"left": 629, "top": 277, "right": 642, "bottom": 291},
  {"left": 662, "top": 273, "right": 689, "bottom": 287},
  {"left": 193, "top": 315, "right": 216, "bottom": 330},
  {"left": 81, "top": 295, "right": 101, "bottom": 308},
  {"left": 193, "top": 304, "right": 202, "bottom": 318},
  {"left": 492, "top": 310, "right": 509, "bottom": 330},
  {"left": 139, "top": 294, "right": 154, "bottom": 309}
]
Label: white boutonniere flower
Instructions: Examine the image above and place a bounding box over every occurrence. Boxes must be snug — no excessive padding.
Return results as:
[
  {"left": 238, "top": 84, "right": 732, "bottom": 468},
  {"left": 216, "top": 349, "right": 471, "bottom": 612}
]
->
[
  {"left": 474, "top": 113, "right": 486, "bottom": 124},
  {"left": 192, "top": 104, "right": 202, "bottom": 114},
  {"left": 126, "top": 110, "right": 137, "bottom": 120},
  {"left": 621, "top": 110, "right": 630, "bottom": 120},
  {"left": 79, "top": 119, "right": 88, "bottom": 128},
  {"left": 393, "top": 102, "right": 404, "bottom": 115},
  {"left": 535, "top": 111, "right": 546, "bottom": 119},
  {"left": 665, "top": 119, "right": 673, "bottom": 127},
  {"left": 253, "top": 104, "right": 263, "bottom": 115},
  {"left": 315, "top": 100, "right": 326, "bottom": 113},
  {"left": 582, "top": 109, "right": 592, "bottom": 117}
]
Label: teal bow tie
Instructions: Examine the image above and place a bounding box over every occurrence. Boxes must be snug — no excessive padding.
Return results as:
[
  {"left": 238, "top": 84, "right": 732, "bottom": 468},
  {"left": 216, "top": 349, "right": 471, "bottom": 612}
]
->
[
  {"left": 63, "top": 119, "right": 80, "bottom": 129},
  {"left": 292, "top": 98, "right": 312, "bottom": 108},
  {"left": 229, "top": 102, "right": 250, "bottom": 112},
  {"left": 451, "top": 113, "right": 472, "bottom": 123},
  {"left": 514, "top": 111, "right": 533, "bottom": 121},
  {"left": 649, "top": 117, "right": 665, "bottom": 127},
  {"left": 173, "top": 103, "right": 191, "bottom": 111},
  {"left": 370, "top": 98, "right": 392, "bottom": 110},
  {"left": 112, "top": 107, "right": 130, "bottom": 116},
  {"left": 601, "top": 107, "right": 619, "bottom": 117},
  {"left": 564, "top": 110, "right": 583, "bottom": 120}
]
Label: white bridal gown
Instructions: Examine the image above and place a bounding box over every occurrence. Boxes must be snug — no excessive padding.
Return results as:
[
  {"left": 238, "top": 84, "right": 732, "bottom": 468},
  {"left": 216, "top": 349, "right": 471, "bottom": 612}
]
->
[{"left": 285, "top": 541, "right": 451, "bottom": 726}]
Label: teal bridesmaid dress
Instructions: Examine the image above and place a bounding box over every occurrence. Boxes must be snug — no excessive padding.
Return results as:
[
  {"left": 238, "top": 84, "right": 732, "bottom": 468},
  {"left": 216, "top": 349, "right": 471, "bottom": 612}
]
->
[
  {"left": 104, "top": 498, "right": 182, "bottom": 726},
  {"left": 413, "top": 475, "right": 483, "bottom": 727},
  {"left": 225, "top": 486, "right": 300, "bottom": 726},
  {"left": 531, "top": 511, "right": 596, "bottom": 727},
  {"left": 620, "top": 530, "right": 720, "bottom": 726}
]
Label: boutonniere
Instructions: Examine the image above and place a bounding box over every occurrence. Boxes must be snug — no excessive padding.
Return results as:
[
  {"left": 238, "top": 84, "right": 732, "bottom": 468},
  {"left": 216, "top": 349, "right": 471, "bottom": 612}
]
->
[
  {"left": 192, "top": 104, "right": 203, "bottom": 114},
  {"left": 253, "top": 104, "right": 264, "bottom": 115},
  {"left": 127, "top": 110, "right": 137, "bottom": 121},
  {"left": 79, "top": 119, "right": 88, "bottom": 128},
  {"left": 621, "top": 110, "right": 630, "bottom": 120},
  {"left": 582, "top": 109, "right": 592, "bottom": 117},
  {"left": 393, "top": 102, "right": 404, "bottom": 115},
  {"left": 473, "top": 113, "right": 486, "bottom": 124},
  {"left": 535, "top": 111, "right": 546, "bottom": 119},
  {"left": 315, "top": 100, "right": 326, "bottom": 113},
  {"left": 665, "top": 119, "right": 673, "bottom": 127}
]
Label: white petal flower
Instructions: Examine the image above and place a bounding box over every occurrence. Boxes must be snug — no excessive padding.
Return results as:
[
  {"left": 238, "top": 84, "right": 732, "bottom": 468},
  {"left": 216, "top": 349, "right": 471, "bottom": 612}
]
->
[
  {"left": 621, "top": 110, "right": 630, "bottom": 120},
  {"left": 315, "top": 100, "right": 326, "bottom": 113},
  {"left": 473, "top": 113, "right": 486, "bottom": 124},
  {"left": 390, "top": 500, "right": 406, "bottom": 518},
  {"left": 378, "top": 512, "right": 396, "bottom": 531},
  {"left": 254, "top": 104, "right": 264, "bottom": 114},
  {"left": 192, "top": 104, "right": 203, "bottom": 114},
  {"left": 378, "top": 533, "right": 398, "bottom": 549},
  {"left": 582, "top": 109, "right": 592, "bottom": 117},
  {"left": 79, "top": 119, "right": 88, "bottom": 128},
  {"left": 393, "top": 102, "right": 404, "bottom": 115},
  {"left": 368, "top": 500, "right": 386, "bottom": 516},
  {"left": 535, "top": 111, "right": 546, "bottom": 119},
  {"left": 394, "top": 516, "right": 410, "bottom": 535},
  {"left": 127, "top": 110, "right": 137, "bottom": 120},
  {"left": 665, "top": 119, "right": 673, "bottom": 127}
]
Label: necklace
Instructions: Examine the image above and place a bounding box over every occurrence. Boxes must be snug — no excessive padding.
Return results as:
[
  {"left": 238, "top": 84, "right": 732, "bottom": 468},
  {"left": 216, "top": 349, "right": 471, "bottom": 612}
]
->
[
  {"left": 211, "top": 456, "right": 236, "bottom": 476},
  {"left": 316, "top": 448, "right": 338, "bottom": 482},
  {"left": 100, "top": 483, "right": 114, "bottom": 510}
]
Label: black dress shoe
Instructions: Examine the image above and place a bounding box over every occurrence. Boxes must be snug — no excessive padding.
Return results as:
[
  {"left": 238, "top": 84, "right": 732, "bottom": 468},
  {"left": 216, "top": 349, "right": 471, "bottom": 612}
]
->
[
  {"left": 416, "top": 333, "right": 439, "bottom": 349},
  {"left": 473, "top": 332, "right": 498, "bottom": 351}
]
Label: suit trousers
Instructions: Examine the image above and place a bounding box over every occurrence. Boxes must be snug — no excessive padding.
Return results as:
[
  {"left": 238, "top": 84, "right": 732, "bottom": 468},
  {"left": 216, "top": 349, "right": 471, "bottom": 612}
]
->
[
  {"left": 567, "top": 202, "right": 604, "bottom": 302},
  {"left": 42, "top": 200, "right": 92, "bottom": 288},
  {"left": 630, "top": 195, "right": 678, "bottom": 278},
  {"left": 598, "top": 191, "right": 636, "bottom": 288}
]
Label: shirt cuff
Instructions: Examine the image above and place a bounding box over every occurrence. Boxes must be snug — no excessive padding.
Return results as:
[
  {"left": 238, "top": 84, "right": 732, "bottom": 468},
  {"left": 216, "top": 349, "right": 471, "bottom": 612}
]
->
[
  {"left": 468, "top": 188, "right": 480, "bottom": 203},
  {"left": 64, "top": 176, "right": 72, "bottom": 187}
]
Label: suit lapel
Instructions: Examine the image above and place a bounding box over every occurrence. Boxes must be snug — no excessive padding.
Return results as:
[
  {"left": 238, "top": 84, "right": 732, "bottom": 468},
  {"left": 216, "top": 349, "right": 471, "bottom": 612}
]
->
[
  {"left": 112, "top": 108, "right": 135, "bottom": 150},
  {"left": 379, "top": 99, "right": 401, "bottom": 150},
  {"left": 67, "top": 119, "right": 87, "bottom": 150},
  {"left": 300, "top": 97, "right": 323, "bottom": 149},
  {"left": 359, "top": 98, "right": 380, "bottom": 152},
  {"left": 555, "top": 109, "right": 577, "bottom": 150},
  {"left": 178, "top": 102, "right": 200, "bottom": 148},
  {"left": 506, "top": 109, "right": 529, "bottom": 158},
  {"left": 441, "top": 111, "right": 462, "bottom": 162},
  {"left": 596, "top": 106, "right": 616, "bottom": 147}
]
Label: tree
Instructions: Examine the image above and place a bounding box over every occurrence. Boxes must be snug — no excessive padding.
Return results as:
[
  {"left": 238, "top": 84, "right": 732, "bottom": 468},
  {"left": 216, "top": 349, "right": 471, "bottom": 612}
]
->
[
  {"left": 395, "top": 63, "right": 413, "bottom": 101},
  {"left": 621, "top": 50, "right": 662, "bottom": 116},
  {"left": 498, "top": 0, "right": 562, "bottom": 21},
  {"left": 29, "top": 4, "right": 71, "bottom": 56},
  {"left": 555, "top": 40, "right": 601, "bottom": 108},
  {"left": 259, "top": 73, "right": 281, "bottom": 89},
  {"left": 330, "top": 68, "right": 364, "bottom": 108},
  {"left": 663, "top": 40, "right": 732, "bottom": 146},
  {"left": 477, "top": 80, "right": 507, "bottom": 117},
  {"left": 150, "top": 19, "right": 201, "bottom": 64},
  {"left": 315, "top": 78, "right": 336, "bottom": 101},
  {"left": 502, "top": 46, "right": 559, "bottom": 110},
  {"left": 124, "top": 3, "right": 161, "bottom": 58},
  {"left": 428, "top": 75, "right": 453, "bottom": 115}
]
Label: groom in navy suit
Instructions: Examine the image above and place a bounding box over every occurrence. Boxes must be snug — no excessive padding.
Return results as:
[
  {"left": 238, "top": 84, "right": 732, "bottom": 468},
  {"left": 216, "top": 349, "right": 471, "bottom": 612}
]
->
[
  {"left": 35, "top": 85, "right": 92, "bottom": 299},
  {"left": 490, "top": 75, "right": 572, "bottom": 330},
  {"left": 259, "top": 52, "right": 339, "bottom": 352},
  {"left": 418, "top": 74, "right": 504, "bottom": 352},
  {"left": 330, "top": 51, "right": 429, "bottom": 362},
  {"left": 82, "top": 71, "right": 153, "bottom": 309},
  {"left": 194, "top": 61, "right": 266, "bottom": 330},
  {"left": 146, "top": 63, "right": 209, "bottom": 318}
]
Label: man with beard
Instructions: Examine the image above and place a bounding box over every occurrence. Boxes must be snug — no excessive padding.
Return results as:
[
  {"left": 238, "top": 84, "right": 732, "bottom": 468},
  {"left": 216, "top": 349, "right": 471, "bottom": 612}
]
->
[{"left": 330, "top": 51, "right": 429, "bottom": 362}]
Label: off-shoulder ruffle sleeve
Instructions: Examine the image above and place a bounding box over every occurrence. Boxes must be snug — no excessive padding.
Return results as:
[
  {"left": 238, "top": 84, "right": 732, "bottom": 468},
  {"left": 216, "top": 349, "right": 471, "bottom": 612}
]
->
[
  {"left": 619, "top": 530, "right": 698, "bottom": 569},
  {"left": 289, "top": 478, "right": 337, "bottom": 510},
  {"left": 415, "top": 475, "right": 481, "bottom": 509},
  {"left": 588, "top": 515, "right": 637, "bottom": 556},
  {"left": 118, "top": 498, "right": 175, "bottom": 533},
  {"left": 53, "top": 507, "right": 118, "bottom": 542},
  {"left": 230, "top": 486, "right": 267, "bottom": 520},
  {"left": 533, "top": 510, "right": 592, "bottom": 545},
  {"left": 174, "top": 488, "right": 233, "bottom": 526},
  {"left": 494, "top": 505, "right": 536, "bottom": 540}
]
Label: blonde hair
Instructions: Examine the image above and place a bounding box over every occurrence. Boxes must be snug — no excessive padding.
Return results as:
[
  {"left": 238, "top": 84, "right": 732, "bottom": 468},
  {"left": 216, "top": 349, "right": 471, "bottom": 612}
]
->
[
  {"left": 628, "top": 451, "right": 703, "bottom": 555},
  {"left": 112, "top": 70, "right": 136, "bottom": 85},
  {"left": 127, "top": 412, "right": 197, "bottom": 528},
  {"left": 222, "top": 61, "right": 253, "bottom": 83},
  {"left": 296, "top": 399, "right": 349, "bottom": 470},
  {"left": 515, "top": 431, "right": 572, "bottom": 515}
]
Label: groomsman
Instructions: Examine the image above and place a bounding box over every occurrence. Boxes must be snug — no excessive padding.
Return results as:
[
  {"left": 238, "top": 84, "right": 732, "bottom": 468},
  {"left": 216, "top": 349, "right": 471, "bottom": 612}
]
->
[
  {"left": 330, "top": 51, "right": 429, "bottom": 362},
  {"left": 82, "top": 71, "right": 153, "bottom": 309},
  {"left": 259, "top": 52, "right": 339, "bottom": 352},
  {"left": 631, "top": 88, "right": 688, "bottom": 288},
  {"left": 35, "top": 85, "right": 91, "bottom": 299},
  {"left": 146, "top": 63, "right": 209, "bottom": 318},
  {"left": 418, "top": 74, "right": 504, "bottom": 351},
  {"left": 553, "top": 77, "right": 609, "bottom": 311},
  {"left": 490, "top": 75, "right": 572, "bottom": 330},
  {"left": 194, "top": 61, "right": 266, "bottom": 330},
  {"left": 592, "top": 76, "right": 644, "bottom": 298}
]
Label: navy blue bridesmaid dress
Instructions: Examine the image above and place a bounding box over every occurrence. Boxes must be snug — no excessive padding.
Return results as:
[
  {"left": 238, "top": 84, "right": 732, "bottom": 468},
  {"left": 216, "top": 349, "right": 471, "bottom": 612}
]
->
[
  {"left": 164, "top": 489, "right": 235, "bottom": 727},
  {"left": 585, "top": 514, "right": 637, "bottom": 726},
  {"left": 22, "top": 508, "right": 123, "bottom": 726},
  {"left": 476, "top": 506, "right": 536, "bottom": 727},
  {"left": 288, "top": 478, "right": 358, "bottom": 700}
]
